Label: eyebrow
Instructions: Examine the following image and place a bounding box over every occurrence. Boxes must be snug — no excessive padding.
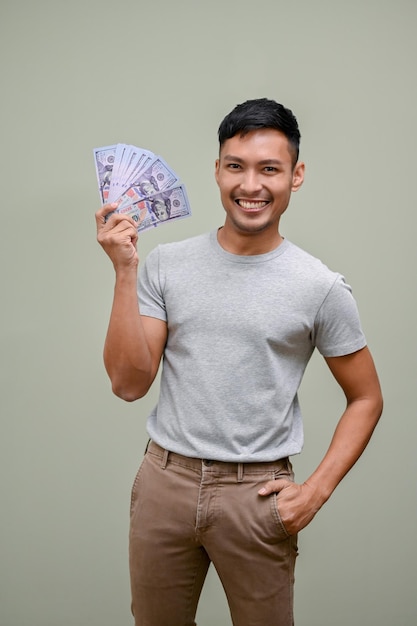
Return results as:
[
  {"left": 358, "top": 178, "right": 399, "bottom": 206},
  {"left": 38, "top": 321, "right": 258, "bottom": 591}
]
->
[{"left": 223, "top": 155, "right": 284, "bottom": 166}]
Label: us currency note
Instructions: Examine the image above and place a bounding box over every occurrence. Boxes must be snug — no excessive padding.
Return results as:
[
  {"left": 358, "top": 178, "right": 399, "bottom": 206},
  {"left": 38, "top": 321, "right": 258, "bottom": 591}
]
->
[
  {"left": 113, "top": 146, "right": 155, "bottom": 201},
  {"left": 93, "top": 144, "right": 117, "bottom": 203},
  {"left": 123, "top": 148, "right": 154, "bottom": 189},
  {"left": 94, "top": 144, "right": 191, "bottom": 232},
  {"left": 115, "top": 185, "right": 191, "bottom": 232},
  {"left": 107, "top": 143, "right": 129, "bottom": 203},
  {"left": 116, "top": 156, "right": 179, "bottom": 210}
]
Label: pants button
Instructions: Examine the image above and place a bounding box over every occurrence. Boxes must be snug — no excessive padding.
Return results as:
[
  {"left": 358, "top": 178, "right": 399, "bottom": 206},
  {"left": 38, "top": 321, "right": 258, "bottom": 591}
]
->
[{"left": 203, "top": 459, "right": 213, "bottom": 466}]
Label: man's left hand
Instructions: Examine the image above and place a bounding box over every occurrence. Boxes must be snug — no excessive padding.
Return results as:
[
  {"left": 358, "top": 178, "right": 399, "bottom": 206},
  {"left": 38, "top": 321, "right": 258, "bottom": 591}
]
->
[{"left": 258, "top": 479, "right": 322, "bottom": 535}]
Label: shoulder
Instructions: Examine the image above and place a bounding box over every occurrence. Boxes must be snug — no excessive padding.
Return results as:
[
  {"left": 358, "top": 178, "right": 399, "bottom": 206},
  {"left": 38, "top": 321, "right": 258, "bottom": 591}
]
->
[
  {"left": 146, "top": 231, "right": 211, "bottom": 263},
  {"left": 283, "top": 240, "right": 341, "bottom": 287},
  {"left": 284, "top": 240, "right": 333, "bottom": 270}
]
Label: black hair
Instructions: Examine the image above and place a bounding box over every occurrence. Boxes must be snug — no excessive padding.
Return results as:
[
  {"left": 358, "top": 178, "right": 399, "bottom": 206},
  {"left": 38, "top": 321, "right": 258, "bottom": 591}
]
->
[{"left": 218, "top": 98, "right": 300, "bottom": 164}]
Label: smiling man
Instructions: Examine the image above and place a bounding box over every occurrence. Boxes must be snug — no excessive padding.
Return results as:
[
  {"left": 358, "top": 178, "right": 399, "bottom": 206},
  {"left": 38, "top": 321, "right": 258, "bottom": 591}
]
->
[
  {"left": 96, "top": 98, "right": 382, "bottom": 626},
  {"left": 215, "top": 125, "right": 304, "bottom": 253}
]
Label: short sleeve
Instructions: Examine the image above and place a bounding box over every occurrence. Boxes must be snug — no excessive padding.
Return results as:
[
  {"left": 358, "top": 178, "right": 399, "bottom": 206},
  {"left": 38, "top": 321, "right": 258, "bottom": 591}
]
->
[
  {"left": 137, "top": 246, "right": 167, "bottom": 321},
  {"left": 312, "top": 274, "right": 367, "bottom": 357}
]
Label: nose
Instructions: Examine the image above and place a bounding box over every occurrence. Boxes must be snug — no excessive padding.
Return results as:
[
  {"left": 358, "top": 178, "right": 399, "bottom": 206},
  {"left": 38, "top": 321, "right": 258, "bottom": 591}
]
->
[{"left": 240, "top": 169, "right": 262, "bottom": 195}]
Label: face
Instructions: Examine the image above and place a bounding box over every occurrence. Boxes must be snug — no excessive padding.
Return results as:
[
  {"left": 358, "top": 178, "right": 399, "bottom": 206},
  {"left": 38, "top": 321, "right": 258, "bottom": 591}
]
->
[
  {"left": 141, "top": 180, "right": 156, "bottom": 195},
  {"left": 153, "top": 199, "right": 169, "bottom": 220},
  {"left": 215, "top": 128, "right": 304, "bottom": 244}
]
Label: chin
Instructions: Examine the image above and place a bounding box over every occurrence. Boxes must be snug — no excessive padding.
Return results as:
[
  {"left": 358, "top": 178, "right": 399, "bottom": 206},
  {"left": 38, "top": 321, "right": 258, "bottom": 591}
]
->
[{"left": 234, "top": 221, "right": 274, "bottom": 235}]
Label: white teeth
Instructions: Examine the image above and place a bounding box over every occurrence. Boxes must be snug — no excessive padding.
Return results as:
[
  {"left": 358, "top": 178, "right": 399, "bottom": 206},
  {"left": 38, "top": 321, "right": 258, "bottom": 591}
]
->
[{"left": 238, "top": 200, "right": 268, "bottom": 209}]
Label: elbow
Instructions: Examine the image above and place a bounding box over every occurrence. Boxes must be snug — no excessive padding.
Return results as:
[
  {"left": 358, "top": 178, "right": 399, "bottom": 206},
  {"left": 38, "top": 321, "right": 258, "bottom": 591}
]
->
[
  {"left": 123, "top": 394, "right": 142, "bottom": 402},
  {"left": 371, "top": 380, "right": 384, "bottom": 422},
  {"left": 367, "top": 391, "right": 384, "bottom": 423},
  {"left": 104, "top": 360, "right": 155, "bottom": 402},
  {"left": 113, "top": 386, "right": 142, "bottom": 402},
  {"left": 362, "top": 389, "right": 384, "bottom": 429},
  {"left": 110, "top": 377, "right": 151, "bottom": 402},
  {"left": 376, "top": 391, "right": 384, "bottom": 420}
]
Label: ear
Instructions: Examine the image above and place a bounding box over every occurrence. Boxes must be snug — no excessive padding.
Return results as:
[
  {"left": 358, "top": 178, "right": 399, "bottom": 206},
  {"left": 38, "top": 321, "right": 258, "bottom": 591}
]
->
[
  {"left": 214, "top": 158, "right": 220, "bottom": 185},
  {"left": 291, "top": 161, "right": 305, "bottom": 192}
]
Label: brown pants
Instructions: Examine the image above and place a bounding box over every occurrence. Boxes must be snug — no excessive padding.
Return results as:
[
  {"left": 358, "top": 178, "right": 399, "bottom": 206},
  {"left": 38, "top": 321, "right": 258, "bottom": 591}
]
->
[{"left": 129, "top": 441, "right": 298, "bottom": 626}]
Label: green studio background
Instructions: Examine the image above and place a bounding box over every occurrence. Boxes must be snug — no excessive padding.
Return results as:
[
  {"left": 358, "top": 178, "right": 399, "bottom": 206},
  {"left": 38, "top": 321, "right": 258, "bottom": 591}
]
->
[{"left": 0, "top": 1, "right": 416, "bottom": 625}]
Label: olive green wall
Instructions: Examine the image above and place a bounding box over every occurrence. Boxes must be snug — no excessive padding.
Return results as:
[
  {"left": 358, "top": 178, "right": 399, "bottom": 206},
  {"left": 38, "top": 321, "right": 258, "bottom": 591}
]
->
[{"left": 1, "top": 1, "right": 416, "bottom": 624}]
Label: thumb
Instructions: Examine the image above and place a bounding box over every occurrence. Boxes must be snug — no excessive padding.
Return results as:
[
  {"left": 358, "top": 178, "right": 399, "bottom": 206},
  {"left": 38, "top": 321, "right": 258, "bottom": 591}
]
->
[{"left": 258, "top": 478, "right": 292, "bottom": 497}]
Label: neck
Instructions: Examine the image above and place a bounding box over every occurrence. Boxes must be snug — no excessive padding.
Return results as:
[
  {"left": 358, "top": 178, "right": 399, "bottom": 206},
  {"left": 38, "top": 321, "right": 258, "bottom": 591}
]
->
[{"left": 217, "top": 224, "right": 284, "bottom": 256}]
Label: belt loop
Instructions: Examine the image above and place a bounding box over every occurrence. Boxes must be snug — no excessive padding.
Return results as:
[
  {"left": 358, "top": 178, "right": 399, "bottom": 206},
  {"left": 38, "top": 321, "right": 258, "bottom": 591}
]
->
[
  {"left": 160, "top": 448, "right": 169, "bottom": 470},
  {"left": 237, "top": 463, "right": 244, "bottom": 483}
]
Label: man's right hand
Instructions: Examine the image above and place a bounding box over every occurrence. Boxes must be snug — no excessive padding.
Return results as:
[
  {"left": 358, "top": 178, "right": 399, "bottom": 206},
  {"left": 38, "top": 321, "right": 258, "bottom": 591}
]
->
[{"left": 95, "top": 203, "right": 139, "bottom": 270}]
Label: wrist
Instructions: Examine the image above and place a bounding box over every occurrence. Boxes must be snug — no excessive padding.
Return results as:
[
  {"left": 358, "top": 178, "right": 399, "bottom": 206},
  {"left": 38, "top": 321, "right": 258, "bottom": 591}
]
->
[
  {"left": 303, "top": 479, "right": 333, "bottom": 510},
  {"left": 114, "top": 265, "right": 138, "bottom": 287}
]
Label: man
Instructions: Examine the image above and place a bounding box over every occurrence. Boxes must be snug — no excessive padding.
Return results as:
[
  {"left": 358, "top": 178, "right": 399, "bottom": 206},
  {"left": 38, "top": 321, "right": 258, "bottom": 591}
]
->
[{"left": 95, "top": 98, "right": 382, "bottom": 626}]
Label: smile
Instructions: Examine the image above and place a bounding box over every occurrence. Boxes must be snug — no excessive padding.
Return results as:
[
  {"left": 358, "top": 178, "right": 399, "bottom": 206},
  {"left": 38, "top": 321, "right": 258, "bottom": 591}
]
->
[{"left": 236, "top": 200, "right": 269, "bottom": 210}]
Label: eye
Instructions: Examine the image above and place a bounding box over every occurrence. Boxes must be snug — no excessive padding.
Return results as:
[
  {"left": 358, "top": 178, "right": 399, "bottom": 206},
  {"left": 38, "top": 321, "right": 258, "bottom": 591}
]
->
[
  {"left": 227, "top": 163, "right": 241, "bottom": 170},
  {"left": 264, "top": 166, "right": 277, "bottom": 173}
]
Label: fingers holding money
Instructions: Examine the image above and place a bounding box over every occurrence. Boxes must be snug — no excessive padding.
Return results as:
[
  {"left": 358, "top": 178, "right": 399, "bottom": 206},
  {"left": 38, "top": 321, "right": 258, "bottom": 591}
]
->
[
  {"left": 95, "top": 202, "right": 119, "bottom": 228},
  {"left": 93, "top": 144, "right": 192, "bottom": 233},
  {"left": 96, "top": 203, "right": 139, "bottom": 269}
]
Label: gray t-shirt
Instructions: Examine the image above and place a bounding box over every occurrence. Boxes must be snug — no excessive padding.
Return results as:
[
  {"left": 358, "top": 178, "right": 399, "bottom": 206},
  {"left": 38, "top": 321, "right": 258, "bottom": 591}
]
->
[{"left": 138, "top": 230, "right": 366, "bottom": 462}]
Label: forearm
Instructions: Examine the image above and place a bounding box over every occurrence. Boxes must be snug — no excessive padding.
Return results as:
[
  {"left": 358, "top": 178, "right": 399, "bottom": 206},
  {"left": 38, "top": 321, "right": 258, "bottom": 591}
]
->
[
  {"left": 104, "top": 267, "right": 153, "bottom": 400},
  {"left": 258, "top": 348, "right": 383, "bottom": 535},
  {"left": 304, "top": 396, "right": 382, "bottom": 509},
  {"left": 95, "top": 205, "right": 165, "bottom": 400}
]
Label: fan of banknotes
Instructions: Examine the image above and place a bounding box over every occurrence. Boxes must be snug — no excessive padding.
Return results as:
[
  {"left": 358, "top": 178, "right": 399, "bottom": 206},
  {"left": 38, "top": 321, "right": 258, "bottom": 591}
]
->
[{"left": 93, "top": 144, "right": 192, "bottom": 232}]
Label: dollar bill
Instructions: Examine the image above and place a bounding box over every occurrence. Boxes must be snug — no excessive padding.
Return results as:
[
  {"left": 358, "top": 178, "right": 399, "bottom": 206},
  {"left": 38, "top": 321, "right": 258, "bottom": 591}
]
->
[
  {"left": 94, "top": 144, "right": 191, "bottom": 232},
  {"left": 93, "top": 144, "right": 117, "bottom": 203},
  {"left": 116, "top": 156, "right": 179, "bottom": 211},
  {"left": 107, "top": 143, "right": 129, "bottom": 202},
  {"left": 123, "top": 147, "right": 154, "bottom": 188},
  {"left": 115, "top": 185, "right": 191, "bottom": 232},
  {"left": 107, "top": 145, "right": 151, "bottom": 203}
]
